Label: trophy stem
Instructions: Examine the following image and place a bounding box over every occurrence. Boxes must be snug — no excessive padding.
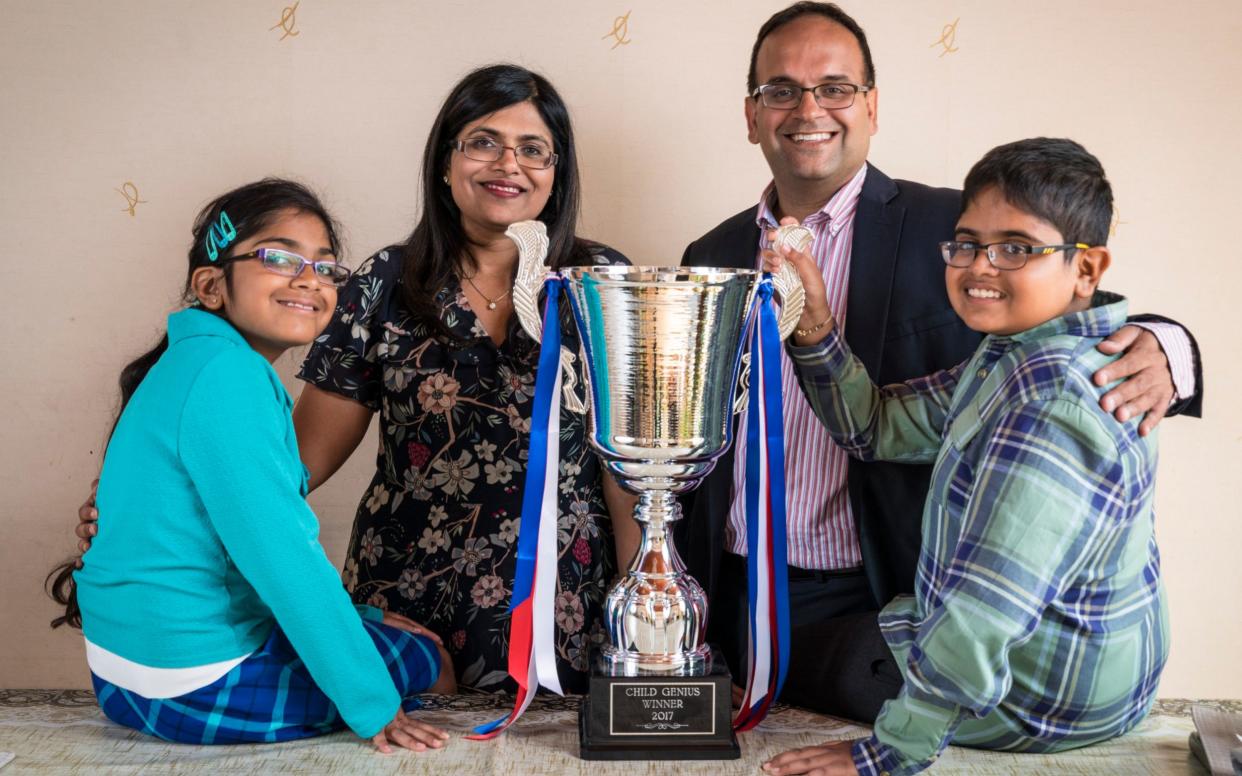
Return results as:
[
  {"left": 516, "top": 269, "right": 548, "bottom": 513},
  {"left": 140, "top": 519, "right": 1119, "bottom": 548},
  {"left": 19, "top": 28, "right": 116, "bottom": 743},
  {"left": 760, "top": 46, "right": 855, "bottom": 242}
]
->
[
  {"left": 627, "top": 490, "right": 683, "bottom": 572},
  {"left": 601, "top": 490, "right": 710, "bottom": 675}
]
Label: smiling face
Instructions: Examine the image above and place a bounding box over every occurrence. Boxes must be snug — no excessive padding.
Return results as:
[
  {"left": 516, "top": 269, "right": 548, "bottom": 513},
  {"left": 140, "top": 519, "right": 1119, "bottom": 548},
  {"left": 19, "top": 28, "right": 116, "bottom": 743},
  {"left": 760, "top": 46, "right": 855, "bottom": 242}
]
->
[
  {"left": 948, "top": 187, "right": 1105, "bottom": 336},
  {"left": 745, "top": 15, "right": 878, "bottom": 213},
  {"left": 447, "top": 100, "right": 556, "bottom": 241},
  {"left": 197, "top": 208, "right": 338, "bottom": 361}
]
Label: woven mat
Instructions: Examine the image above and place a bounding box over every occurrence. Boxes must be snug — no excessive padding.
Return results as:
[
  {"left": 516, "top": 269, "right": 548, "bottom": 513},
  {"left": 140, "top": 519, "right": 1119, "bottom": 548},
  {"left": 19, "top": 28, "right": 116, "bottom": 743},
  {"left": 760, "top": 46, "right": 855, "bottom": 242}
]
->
[{"left": 0, "top": 691, "right": 1235, "bottom": 775}]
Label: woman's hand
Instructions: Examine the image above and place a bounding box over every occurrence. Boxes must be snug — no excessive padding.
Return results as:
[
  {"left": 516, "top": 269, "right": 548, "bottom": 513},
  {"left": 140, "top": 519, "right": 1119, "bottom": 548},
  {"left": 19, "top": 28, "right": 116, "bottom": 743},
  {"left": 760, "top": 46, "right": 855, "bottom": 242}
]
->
[
  {"left": 370, "top": 708, "right": 450, "bottom": 754},
  {"left": 381, "top": 613, "right": 458, "bottom": 694},
  {"left": 73, "top": 479, "right": 100, "bottom": 563},
  {"left": 382, "top": 612, "right": 443, "bottom": 645},
  {"left": 763, "top": 218, "right": 834, "bottom": 346}
]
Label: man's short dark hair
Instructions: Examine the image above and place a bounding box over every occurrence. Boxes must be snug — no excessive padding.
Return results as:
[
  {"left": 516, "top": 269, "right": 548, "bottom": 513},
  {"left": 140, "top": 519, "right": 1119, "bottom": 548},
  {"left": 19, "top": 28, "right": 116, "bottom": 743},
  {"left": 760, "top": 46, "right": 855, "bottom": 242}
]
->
[
  {"left": 747, "top": 2, "right": 876, "bottom": 93},
  {"left": 961, "top": 138, "right": 1114, "bottom": 247}
]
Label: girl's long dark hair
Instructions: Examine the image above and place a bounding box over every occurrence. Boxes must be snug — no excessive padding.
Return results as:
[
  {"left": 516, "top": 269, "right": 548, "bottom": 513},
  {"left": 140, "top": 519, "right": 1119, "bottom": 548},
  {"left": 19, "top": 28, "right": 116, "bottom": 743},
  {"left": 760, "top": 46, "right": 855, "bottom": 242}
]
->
[
  {"left": 401, "top": 63, "right": 594, "bottom": 340},
  {"left": 47, "top": 178, "right": 342, "bottom": 629}
]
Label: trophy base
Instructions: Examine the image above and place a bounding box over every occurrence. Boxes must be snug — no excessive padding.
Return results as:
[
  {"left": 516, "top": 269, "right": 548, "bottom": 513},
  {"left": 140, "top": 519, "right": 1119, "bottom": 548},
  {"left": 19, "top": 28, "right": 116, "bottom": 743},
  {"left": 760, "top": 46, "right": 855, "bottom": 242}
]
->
[{"left": 578, "top": 647, "right": 739, "bottom": 761}]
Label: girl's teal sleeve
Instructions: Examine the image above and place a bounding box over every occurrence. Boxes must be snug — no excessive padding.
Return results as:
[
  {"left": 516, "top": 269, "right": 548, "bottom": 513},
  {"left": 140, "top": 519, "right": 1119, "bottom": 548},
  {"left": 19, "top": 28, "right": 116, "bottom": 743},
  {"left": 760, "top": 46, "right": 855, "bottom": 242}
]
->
[{"left": 179, "top": 348, "right": 399, "bottom": 739}]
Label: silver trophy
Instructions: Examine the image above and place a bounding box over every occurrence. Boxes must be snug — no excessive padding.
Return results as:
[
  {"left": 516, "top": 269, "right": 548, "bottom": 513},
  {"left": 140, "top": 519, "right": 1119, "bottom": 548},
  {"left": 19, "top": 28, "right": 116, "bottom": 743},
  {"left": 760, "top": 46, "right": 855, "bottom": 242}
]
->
[{"left": 508, "top": 221, "right": 806, "bottom": 758}]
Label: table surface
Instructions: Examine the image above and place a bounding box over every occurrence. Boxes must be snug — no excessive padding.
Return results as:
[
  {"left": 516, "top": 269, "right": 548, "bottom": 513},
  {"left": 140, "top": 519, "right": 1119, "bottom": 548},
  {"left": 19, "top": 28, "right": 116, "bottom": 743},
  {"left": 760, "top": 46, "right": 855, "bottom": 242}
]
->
[{"left": 0, "top": 691, "right": 1235, "bottom": 775}]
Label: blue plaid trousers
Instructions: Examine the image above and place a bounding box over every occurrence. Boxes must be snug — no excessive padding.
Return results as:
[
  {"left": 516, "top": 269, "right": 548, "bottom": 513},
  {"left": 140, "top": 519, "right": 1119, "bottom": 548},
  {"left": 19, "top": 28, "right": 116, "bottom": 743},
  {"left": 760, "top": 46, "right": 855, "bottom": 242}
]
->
[{"left": 92, "top": 619, "right": 440, "bottom": 744}]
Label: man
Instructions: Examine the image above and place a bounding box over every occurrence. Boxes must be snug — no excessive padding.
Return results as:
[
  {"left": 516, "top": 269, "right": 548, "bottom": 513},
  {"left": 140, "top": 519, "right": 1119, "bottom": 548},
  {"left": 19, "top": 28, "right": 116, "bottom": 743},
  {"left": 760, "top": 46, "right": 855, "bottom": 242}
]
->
[{"left": 675, "top": 0, "right": 1201, "bottom": 726}]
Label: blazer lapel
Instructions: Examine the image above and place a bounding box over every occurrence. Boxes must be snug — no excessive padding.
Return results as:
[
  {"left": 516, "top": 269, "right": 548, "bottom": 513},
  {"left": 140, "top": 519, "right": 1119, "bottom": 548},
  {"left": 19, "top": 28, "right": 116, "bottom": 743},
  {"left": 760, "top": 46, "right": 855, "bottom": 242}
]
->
[{"left": 845, "top": 166, "right": 904, "bottom": 379}]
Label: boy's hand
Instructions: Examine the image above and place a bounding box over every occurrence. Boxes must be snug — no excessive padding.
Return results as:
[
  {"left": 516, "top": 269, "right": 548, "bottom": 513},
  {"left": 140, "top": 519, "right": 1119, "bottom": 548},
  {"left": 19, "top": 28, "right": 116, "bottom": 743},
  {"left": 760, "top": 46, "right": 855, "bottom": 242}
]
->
[
  {"left": 763, "top": 218, "right": 834, "bottom": 346},
  {"left": 763, "top": 740, "right": 859, "bottom": 775},
  {"left": 370, "top": 708, "right": 449, "bottom": 754},
  {"left": 74, "top": 479, "right": 100, "bottom": 563},
  {"left": 1094, "top": 325, "right": 1175, "bottom": 436}
]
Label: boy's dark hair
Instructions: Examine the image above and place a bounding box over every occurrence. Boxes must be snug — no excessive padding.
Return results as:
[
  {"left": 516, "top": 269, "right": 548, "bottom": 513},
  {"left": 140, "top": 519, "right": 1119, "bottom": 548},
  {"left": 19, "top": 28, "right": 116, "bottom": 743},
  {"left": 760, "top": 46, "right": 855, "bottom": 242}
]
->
[
  {"left": 748, "top": 2, "right": 876, "bottom": 93},
  {"left": 962, "top": 137, "right": 1113, "bottom": 247},
  {"left": 45, "top": 177, "right": 342, "bottom": 630}
]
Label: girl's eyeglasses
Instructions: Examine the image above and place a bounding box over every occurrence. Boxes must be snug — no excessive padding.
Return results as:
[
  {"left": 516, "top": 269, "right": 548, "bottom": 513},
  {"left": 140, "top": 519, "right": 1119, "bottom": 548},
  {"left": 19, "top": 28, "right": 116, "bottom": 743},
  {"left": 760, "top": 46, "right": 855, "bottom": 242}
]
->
[{"left": 223, "top": 249, "right": 352, "bottom": 287}]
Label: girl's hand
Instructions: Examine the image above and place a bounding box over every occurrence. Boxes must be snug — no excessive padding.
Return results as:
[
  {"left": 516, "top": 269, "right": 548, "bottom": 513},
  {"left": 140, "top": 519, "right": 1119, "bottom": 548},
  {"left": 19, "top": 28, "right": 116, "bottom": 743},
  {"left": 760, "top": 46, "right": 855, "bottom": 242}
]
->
[
  {"left": 763, "top": 217, "right": 834, "bottom": 346},
  {"left": 370, "top": 708, "right": 450, "bottom": 754},
  {"left": 382, "top": 612, "right": 444, "bottom": 646}
]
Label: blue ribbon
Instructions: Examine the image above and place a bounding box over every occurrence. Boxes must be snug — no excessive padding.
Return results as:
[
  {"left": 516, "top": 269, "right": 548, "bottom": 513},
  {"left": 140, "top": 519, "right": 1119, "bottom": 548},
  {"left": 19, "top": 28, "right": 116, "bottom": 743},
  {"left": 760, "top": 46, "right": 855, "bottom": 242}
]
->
[
  {"left": 758, "top": 281, "right": 791, "bottom": 701},
  {"left": 509, "top": 277, "right": 563, "bottom": 609},
  {"left": 470, "top": 276, "right": 562, "bottom": 737},
  {"left": 742, "top": 279, "right": 792, "bottom": 719}
]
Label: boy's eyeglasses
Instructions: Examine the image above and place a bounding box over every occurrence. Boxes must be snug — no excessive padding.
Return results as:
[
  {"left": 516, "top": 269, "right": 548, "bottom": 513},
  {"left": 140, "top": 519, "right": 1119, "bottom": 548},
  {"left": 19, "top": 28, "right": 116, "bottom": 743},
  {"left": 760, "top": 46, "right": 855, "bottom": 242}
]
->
[
  {"left": 224, "top": 249, "right": 352, "bottom": 287},
  {"left": 751, "top": 81, "right": 872, "bottom": 111},
  {"left": 451, "top": 137, "right": 558, "bottom": 170},
  {"left": 940, "top": 241, "right": 1090, "bottom": 271}
]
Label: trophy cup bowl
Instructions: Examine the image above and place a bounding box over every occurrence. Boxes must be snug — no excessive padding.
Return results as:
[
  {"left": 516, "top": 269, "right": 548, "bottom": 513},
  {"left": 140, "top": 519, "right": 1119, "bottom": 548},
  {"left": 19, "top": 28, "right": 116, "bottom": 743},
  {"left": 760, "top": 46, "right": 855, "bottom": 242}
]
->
[
  {"left": 507, "top": 222, "right": 805, "bottom": 760},
  {"left": 563, "top": 266, "right": 759, "bottom": 676}
]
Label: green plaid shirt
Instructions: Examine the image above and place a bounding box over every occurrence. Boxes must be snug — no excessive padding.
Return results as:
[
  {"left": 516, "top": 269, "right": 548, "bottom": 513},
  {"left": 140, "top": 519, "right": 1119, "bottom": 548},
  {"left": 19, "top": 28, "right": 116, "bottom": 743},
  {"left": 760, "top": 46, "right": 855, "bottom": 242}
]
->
[{"left": 788, "top": 292, "right": 1168, "bottom": 776}]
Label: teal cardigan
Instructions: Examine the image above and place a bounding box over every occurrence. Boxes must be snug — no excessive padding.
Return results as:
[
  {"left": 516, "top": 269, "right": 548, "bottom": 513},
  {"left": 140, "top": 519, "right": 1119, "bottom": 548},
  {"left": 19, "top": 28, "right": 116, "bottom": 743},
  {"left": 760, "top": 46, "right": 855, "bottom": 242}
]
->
[{"left": 76, "top": 308, "right": 404, "bottom": 738}]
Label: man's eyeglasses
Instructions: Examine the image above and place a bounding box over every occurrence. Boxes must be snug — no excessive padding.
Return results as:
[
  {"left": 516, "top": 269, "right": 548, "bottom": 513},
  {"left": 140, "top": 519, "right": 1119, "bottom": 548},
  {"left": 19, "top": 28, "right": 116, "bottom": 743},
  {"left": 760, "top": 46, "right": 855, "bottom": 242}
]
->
[
  {"left": 939, "top": 241, "right": 1090, "bottom": 271},
  {"left": 451, "top": 136, "right": 558, "bottom": 170},
  {"left": 224, "top": 248, "right": 352, "bottom": 287},
  {"left": 751, "top": 81, "right": 872, "bottom": 111}
]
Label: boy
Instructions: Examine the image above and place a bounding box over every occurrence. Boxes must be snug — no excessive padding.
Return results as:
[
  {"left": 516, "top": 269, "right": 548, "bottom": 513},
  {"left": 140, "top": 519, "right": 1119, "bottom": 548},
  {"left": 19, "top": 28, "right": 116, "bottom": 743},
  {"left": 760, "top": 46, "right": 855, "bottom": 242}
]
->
[{"left": 762, "top": 137, "right": 1168, "bottom": 776}]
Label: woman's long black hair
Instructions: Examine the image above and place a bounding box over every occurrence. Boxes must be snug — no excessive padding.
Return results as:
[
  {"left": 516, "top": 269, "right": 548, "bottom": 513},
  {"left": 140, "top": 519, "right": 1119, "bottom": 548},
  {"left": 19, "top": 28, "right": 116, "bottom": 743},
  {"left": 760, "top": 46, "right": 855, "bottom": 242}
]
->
[
  {"left": 400, "top": 63, "right": 592, "bottom": 340},
  {"left": 46, "top": 178, "right": 342, "bottom": 629}
]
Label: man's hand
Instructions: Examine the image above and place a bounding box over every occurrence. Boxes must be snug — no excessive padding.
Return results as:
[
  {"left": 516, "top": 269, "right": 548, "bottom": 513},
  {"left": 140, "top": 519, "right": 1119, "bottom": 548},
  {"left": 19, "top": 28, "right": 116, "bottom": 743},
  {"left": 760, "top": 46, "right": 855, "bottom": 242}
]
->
[
  {"left": 764, "top": 217, "right": 834, "bottom": 346},
  {"left": 763, "top": 740, "right": 860, "bottom": 775},
  {"left": 74, "top": 479, "right": 100, "bottom": 564},
  {"left": 1094, "top": 325, "right": 1175, "bottom": 436},
  {"left": 369, "top": 708, "right": 449, "bottom": 754}
]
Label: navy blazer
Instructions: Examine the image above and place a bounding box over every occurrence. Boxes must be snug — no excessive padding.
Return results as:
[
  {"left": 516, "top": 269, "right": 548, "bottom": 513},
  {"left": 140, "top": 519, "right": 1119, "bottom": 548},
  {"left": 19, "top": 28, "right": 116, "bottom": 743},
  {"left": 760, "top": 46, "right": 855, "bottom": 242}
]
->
[{"left": 675, "top": 165, "right": 1202, "bottom": 613}]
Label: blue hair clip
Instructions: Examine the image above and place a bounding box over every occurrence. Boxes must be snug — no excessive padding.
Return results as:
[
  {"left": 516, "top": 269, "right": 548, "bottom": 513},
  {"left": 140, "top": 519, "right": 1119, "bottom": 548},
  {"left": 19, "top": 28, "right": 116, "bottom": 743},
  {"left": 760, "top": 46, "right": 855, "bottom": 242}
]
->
[{"left": 204, "top": 211, "right": 238, "bottom": 262}]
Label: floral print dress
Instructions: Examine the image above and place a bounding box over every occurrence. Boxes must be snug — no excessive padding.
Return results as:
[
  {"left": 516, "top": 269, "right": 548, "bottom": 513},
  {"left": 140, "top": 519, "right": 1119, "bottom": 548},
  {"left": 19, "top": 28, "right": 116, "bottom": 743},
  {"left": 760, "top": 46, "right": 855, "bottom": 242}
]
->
[{"left": 298, "top": 243, "right": 628, "bottom": 693}]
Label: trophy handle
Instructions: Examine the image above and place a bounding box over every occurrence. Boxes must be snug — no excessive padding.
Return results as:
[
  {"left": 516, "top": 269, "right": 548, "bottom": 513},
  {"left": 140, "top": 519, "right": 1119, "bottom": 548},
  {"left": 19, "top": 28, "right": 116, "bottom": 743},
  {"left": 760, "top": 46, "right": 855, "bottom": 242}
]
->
[
  {"left": 507, "top": 220, "right": 588, "bottom": 414},
  {"left": 771, "top": 224, "right": 809, "bottom": 340},
  {"left": 733, "top": 352, "right": 752, "bottom": 415},
  {"left": 732, "top": 225, "right": 809, "bottom": 415}
]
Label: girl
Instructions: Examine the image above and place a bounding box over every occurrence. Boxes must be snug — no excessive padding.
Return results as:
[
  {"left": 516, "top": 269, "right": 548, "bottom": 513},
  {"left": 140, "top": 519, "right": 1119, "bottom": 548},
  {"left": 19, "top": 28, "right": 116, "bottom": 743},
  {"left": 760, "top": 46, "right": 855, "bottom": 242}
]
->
[{"left": 48, "top": 178, "right": 454, "bottom": 752}]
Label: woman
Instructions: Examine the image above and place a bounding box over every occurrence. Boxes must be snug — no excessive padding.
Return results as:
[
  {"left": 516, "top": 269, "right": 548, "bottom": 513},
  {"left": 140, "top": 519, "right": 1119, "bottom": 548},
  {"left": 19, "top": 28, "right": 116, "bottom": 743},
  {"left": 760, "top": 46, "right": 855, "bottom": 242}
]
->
[
  {"left": 75, "top": 65, "right": 637, "bottom": 695},
  {"left": 290, "top": 64, "right": 636, "bottom": 694}
]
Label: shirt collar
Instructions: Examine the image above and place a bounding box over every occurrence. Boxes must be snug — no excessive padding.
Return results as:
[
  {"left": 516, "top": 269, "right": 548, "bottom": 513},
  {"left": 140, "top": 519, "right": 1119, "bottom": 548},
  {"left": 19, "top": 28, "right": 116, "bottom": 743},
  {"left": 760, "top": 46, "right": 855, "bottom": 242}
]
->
[
  {"left": 755, "top": 163, "right": 869, "bottom": 237},
  {"left": 167, "top": 307, "right": 251, "bottom": 349},
  {"left": 993, "top": 290, "right": 1130, "bottom": 346}
]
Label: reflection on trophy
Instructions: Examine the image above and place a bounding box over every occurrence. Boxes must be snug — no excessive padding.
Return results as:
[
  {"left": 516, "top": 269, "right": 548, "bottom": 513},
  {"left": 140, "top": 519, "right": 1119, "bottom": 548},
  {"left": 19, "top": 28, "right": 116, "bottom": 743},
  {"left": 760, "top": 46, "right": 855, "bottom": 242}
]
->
[{"left": 508, "top": 221, "right": 805, "bottom": 760}]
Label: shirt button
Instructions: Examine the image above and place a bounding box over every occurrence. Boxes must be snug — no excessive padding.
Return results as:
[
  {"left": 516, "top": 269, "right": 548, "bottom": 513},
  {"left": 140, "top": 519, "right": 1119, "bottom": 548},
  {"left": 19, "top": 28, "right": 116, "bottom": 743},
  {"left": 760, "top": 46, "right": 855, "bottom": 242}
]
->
[{"left": 976, "top": 368, "right": 988, "bottom": 379}]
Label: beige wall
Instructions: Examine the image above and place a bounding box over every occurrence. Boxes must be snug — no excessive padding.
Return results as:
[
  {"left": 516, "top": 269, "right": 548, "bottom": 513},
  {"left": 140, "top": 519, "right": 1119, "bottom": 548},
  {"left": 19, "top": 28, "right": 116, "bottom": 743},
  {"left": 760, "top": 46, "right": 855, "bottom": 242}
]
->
[{"left": 2, "top": 0, "right": 1239, "bottom": 697}]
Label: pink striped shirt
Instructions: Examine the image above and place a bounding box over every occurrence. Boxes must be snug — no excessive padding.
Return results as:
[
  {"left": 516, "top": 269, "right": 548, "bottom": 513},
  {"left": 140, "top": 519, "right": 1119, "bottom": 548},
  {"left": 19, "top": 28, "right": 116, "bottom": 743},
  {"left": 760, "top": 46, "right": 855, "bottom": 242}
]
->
[{"left": 726, "top": 164, "right": 869, "bottom": 570}]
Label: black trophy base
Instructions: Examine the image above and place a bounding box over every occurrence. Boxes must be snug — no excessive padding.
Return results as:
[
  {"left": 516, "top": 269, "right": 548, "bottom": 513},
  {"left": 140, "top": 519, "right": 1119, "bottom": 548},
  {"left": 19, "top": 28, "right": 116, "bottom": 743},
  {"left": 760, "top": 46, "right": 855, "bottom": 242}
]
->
[{"left": 578, "top": 647, "right": 739, "bottom": 761}]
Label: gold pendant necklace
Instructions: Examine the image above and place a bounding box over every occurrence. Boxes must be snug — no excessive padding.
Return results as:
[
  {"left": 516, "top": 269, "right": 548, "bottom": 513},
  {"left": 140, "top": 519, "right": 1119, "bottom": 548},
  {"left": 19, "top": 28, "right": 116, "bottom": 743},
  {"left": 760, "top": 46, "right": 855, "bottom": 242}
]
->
[{"left": 463, "top": 273, "right": 512, "bottom": 310}]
